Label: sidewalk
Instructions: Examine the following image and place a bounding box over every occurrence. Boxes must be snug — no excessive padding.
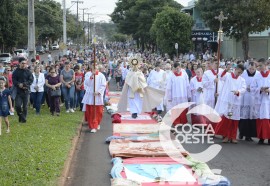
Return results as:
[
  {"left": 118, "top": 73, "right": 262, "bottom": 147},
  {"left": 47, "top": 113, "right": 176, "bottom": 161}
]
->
[{"left": 65, "top": 81, "right": 117, "bottom": 186}]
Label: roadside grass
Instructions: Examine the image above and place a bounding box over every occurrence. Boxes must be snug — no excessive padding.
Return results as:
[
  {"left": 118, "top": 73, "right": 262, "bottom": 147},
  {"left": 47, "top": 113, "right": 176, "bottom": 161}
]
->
[{"left": 0, "top": 106, "right": 83, "bottom": 186}]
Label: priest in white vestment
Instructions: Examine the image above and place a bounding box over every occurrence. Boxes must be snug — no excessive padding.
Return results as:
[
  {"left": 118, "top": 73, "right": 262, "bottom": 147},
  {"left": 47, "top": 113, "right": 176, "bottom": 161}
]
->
[
  {"left": 117, "top": 58, "right": 165, "bottom": 119},
  {"left": 250, "top": 58, "right": 270, "bottom": 145},
  {"left": 215, "top": 64, "right": 246, "bottom": 143}
]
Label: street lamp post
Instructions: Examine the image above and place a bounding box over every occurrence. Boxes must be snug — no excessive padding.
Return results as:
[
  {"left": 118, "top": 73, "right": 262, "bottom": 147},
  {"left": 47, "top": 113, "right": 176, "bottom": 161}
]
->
[
  {"left": 214, "top": 11, "right": 227, "bottom": 105},
  {"left": 175, "top": 43, "right": 178, "bottom": 59},
  {"left": 80, "top": 8, "right": 88, "bottom": 47}
]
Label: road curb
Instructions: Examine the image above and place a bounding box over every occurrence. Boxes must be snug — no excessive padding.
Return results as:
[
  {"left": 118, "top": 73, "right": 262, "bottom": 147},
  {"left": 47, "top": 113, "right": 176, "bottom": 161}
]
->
[{"left": 57, "top": 117, "right": 84, "bottom": 186}]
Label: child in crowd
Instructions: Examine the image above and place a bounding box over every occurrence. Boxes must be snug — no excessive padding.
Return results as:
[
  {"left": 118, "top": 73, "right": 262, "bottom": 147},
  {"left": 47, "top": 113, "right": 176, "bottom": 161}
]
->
[{"left": 0, "top": 77, "right": 14, "bottom": 135}]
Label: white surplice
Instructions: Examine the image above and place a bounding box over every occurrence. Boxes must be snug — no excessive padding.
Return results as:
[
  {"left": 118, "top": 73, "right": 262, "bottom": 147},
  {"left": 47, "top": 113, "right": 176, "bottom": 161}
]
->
[
  {"left": 190, "top": 76, "right": 204, "bottom": 105},
  {"left": 147, "top": 69, "right": 166, "bottom": 111},
  {"left": 82, "top": 72, "right": 106, "bottom": 105},
  {"left": 240, "top": 70, "right": 259, "bottom": 119},
  {"left": 202, "top": 68, "right": 224, "bottom": 108},
  {"left": 250, "top": 71, "right": 270, "bottom": 119},
  {"left": 166, "top": 69, "right": 190, "bottom": 111},
  {"left": 215, "top": 72, "right": 246, "bottom": 120}
]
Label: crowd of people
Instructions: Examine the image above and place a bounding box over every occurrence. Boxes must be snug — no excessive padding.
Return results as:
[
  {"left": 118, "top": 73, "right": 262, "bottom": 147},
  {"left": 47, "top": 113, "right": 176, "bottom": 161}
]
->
[
  {"left": 114, "top": 49, "right": 270, "bottom": 145},
  {"left": 0, "top": 43, "right": 269, "bottom": 145}
]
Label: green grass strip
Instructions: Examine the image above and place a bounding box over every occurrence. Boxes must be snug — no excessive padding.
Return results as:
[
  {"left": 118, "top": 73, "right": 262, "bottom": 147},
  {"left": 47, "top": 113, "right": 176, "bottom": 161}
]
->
[{"left": 0, "top": 107, "right": 83, "bottom": 186}]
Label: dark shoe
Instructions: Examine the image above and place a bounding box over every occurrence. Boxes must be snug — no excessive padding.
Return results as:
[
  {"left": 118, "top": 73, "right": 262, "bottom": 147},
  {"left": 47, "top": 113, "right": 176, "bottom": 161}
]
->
[
  {"left": 21, "top": 117, "right": 26, "bottom": 123},
  {"left": 239, "top": 134, "right": 243, "bottom": 140},
  {"left": 18, "top": 115, "right": 22, "bottom": 123},
  {"left": 131, "top": 113, "right": 137, "bottom": 119},
  {"left": 258, "top": 139, "right": 264, "bottom": 145},
  {"left": 268, "top": 139, "right": 270, "bottom": 145},
  {"left": 157, "top": 110, "right": 162, "bottom": 115}
]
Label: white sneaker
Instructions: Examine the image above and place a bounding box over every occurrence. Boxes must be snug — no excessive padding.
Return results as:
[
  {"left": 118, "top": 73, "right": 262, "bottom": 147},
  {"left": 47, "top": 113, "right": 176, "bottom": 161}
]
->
[
  {"left": 70, "top": 109, "right": 75, "bottom": 113},
  {"left": 90, "top": 129, "right": 97, "bottom": 133},
  {"left": 66, "top": 110, "right": 70, "bottom": 113},
  {"left": 97, "top": 125, "right": 100, "bottom": 130},
  {"left": 6, "top": 129, "right": 10, "bottom": 133}
]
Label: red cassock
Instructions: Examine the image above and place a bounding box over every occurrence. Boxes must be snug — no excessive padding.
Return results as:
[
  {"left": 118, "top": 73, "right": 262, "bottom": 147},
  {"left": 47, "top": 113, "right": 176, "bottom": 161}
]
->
[
  {"left": 256, "top": 119, "right": 270, "bottom": 139},
  {"left": 172, "top": 108, "right": 188, "bottom": 126},
  {"left": 215, "top": 116, "right": 238, "bottom": 140},
  {"left": 85, "top": 105, "right": 103, "bottom": 129}
]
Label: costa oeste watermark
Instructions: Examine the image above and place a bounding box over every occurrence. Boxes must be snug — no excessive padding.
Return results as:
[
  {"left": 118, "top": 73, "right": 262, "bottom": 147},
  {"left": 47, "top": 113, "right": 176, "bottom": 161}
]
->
[
  {"left": 174, "top": 123, "right": 215, "bottom": 144},
  {"left": 158, "top": 102, "right": 224, "bottom": 184}
]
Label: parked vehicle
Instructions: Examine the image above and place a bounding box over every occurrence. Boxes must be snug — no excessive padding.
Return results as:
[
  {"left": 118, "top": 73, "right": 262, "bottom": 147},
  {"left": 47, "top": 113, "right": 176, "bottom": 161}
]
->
[
  {"left": 44, "top": 46, "right": 50, "bottom": 53},
  {"left": 14, "top": 49, "right": 28, "bottom": 58},
  {"left": 0, "top": 53, "right": 12, "bottom": 64},
  {"left": 51, "top": 43, "right": 59, "bottom": 50},
  {"left": 36, "top": 46, "right": 45, "bottom": 54},
  {"left": 10, "top": 57, "right": 19, "bottom": 66}
]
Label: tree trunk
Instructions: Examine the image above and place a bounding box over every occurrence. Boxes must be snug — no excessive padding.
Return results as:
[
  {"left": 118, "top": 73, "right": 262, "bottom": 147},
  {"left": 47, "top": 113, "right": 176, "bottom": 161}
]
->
[
  {"left": 141, "top": 38, "right": 145, "bottom": 52},
  {"left": 242, "top": 32, "right": 249, "bottom": 61},
  {"left": 136, "top": 38, "right": 140, "bottom": 49}
]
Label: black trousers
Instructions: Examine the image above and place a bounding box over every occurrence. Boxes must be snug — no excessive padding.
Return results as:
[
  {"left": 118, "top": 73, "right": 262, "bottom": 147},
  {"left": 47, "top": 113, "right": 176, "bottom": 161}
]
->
[
  {"left": 15, "top": 92, "right": 30, "bottom": 120},
  {"left": 239, "top": 119, "right": 257, "bottom": 137}
]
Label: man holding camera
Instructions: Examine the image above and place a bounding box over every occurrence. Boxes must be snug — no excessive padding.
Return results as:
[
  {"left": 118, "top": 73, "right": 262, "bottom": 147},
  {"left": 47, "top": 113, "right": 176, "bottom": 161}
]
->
[{"left": 12, "top": 58, "right": 34, "bottom": 123}]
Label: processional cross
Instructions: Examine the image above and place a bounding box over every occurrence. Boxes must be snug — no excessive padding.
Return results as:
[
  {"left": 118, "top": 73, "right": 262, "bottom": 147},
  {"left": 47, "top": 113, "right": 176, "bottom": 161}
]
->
[
  {"left": 215, "top": 11, "right": 228, "bottom": 30},
  {"left": 214, "top": 11, "right": 228, "bottom": 105}
]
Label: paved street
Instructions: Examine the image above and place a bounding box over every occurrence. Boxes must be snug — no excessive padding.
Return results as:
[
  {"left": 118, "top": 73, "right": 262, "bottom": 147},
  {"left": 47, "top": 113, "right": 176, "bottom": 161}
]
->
[
  {"left": 39, "top": 49, "right": 60, "bottom": 63},
  {"left": 64, "top": 79, "right": 270, "bottom": 186}
]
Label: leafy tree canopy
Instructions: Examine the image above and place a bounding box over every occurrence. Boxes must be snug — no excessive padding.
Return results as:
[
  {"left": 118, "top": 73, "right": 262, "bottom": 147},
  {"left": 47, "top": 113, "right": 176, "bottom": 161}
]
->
[
  {"left": 111, "top": 0, "right": 183, "bottom": 51},
  {"left": 197, "top": 0, "right": 270, "bottom": 60},
  {"left": 0, "top": 0, "right": 82, "bottom": 52},
  {"left": 151, "top": 6, "right": 193, "bottom": 57}
]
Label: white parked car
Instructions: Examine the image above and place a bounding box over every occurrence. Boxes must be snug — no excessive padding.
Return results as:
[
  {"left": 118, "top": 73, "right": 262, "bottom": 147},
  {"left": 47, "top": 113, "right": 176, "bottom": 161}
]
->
[
  {"left": 0, "top": 53, "right": 12, "bottom": 64},
  {"left": 51, "top": 43, "right": 59, "bottom": 50},
  {"left": 14, "top": 49, "right": 28, "bottom": 58}
]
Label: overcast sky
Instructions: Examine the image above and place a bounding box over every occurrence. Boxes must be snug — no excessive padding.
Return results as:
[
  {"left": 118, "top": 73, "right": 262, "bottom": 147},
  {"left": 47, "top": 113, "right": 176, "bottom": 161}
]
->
[{"left": 55, "top": 0, "right": 189, "bottom": 22}]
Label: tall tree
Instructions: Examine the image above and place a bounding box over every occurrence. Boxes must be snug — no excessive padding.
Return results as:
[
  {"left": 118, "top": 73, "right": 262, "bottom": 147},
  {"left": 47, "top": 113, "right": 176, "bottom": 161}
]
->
[
  {"left": 197, "top": 0, "right": 270, "bottom": 60},
  {"left": 151, "top": 6, "right": 193, "bottom": 57},
  {"left": 35, "top": 0, "right": 63, "bottom": 44},
  {"left": 111, "top": 0, "right": 182, "bottom": 51},
  {"left": 0, "top": 0, "right": 21, "bottom": 52}
]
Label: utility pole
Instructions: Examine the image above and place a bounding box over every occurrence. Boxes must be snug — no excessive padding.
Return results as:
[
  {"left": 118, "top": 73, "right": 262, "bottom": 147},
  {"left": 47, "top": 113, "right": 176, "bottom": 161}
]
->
[
  {"left": 28, "top": 0, "right": 35, "bottom": 61},
  {"left": 90, "top": 18, "right": 94, "bottom": 44},
  {"left": 80, "top": 8, "right": 88, "bottom": 47},
  {"left": 63, "top": 0, "right": 67, "bottom": 55},
  {"left": 86, "top": 13, "right": 92, "bottom": 46},
  {"left": 86, "top": 13, "right": 91, "bottom": 47},
  {"left": 71, "top": 0, "right": 83, "bottom": 49}
]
